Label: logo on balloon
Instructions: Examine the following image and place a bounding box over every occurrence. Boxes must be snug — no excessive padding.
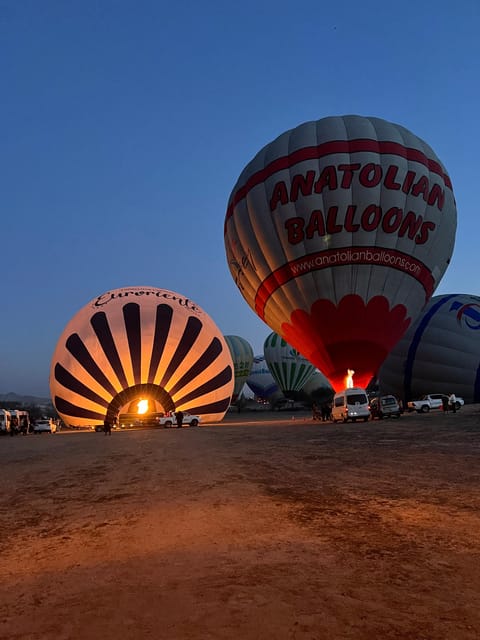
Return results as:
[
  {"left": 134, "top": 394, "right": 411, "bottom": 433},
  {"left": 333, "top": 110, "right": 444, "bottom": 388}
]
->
[{"left": 450, "top": 301, "right": 480, "bottom": 330}]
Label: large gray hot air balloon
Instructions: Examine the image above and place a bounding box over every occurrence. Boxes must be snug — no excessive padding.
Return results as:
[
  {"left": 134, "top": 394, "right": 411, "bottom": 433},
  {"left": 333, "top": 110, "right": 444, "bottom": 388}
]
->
[
  {"left": 225, "top": 115, "right": 457, "bottom": 391},
  {"left": 50, "top": 286, "right": 234, "bottom": 427},
  {"left": 224, "top": 335, "right": 254, "bottom": 402},
  {"left": 379, "top": 294, "right": 480, "bottom": 403}
]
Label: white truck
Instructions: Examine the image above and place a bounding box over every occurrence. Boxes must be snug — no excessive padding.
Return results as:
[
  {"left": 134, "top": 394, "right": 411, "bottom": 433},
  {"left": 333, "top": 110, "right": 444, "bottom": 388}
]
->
[
  {"left": 156, "top": 412, "right": 201, "bottom": 427},
  {"left": 407, "top": 394, "right": 464, "bottom": 413}
]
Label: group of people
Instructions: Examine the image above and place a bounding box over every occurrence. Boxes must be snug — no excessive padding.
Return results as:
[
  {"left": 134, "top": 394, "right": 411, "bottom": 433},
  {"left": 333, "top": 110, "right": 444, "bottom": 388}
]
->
[
  {"left": 312, "top": 402, "right": 332, "bottom": 422},
  {"left": 9, "top": 416, "right": 30, "bottom": 436}
]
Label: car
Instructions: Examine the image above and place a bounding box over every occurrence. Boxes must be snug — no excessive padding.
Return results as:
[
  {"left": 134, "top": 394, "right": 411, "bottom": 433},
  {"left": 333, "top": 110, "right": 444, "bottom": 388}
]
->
[
  {"left": 369, "top": 395, "right": 401, "bottom": 419},
  {"left": 407, "top": 393, "right": 464, "bottom": 413},
  {"left": 156, "top": 412, "right": 201, "bottom": 428},
  {"left": 33, "top": 419, "right": 57, "bottom": 434}
]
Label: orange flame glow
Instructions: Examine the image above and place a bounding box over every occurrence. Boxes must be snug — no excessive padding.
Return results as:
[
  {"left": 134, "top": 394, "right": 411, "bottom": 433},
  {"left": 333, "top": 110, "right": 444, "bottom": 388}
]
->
[
  {"left": 137, "top": 399, "right": 149, "bottom": 414},
  {"left": 345, "top": 369, "right": 355, "bottom": 388}
]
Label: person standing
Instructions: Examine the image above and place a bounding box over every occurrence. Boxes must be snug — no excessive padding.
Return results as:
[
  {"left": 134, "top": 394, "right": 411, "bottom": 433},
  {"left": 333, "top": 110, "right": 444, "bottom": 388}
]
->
[
  {"left": 448, "top": 393, "right": 457, "bottom": 413},
  {"left": 442, "top": 396, "right": 449, "bottom": 413},
  {"left": 103, "top": 418, "right": 112, "bottom": 435},
  {"left": 174, "top": 410, "right": 184, "bottom": 429}
]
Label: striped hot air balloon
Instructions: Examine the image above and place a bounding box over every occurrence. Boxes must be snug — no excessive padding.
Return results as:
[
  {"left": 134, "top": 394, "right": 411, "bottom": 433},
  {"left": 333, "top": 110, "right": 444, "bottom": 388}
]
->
[
  {"left": 263, "top": 332, "right": 316, "bottom": 399},
  {"left": 50, "top": 286, "right": 234, "bottom": 427},
  {"left": 224, "top": 335, "right": 254, "bottom": 402}
]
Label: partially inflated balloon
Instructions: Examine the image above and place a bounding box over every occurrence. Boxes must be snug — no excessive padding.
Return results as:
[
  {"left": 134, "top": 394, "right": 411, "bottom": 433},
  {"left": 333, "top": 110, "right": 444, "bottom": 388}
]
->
[
  {"left": 225, "top": 115, "right": 457, "bottom": 390},
  {"left": 224, "top": 335, "right": 254, "bottom": 401},
  {"left": 246, "top": 355, "right": 280, "bottom": 400},
  {"left": 50, "top": 286, "right": 234, "bottom": 426},
  {"left": 301, "top": 369, "right": 334, "bottom": 403},
  {"left": 379, "top": 294, "right": 480, "bottom": 403},
  {"left": 263, "top": 331, "right": 316, "bottom": 398}
]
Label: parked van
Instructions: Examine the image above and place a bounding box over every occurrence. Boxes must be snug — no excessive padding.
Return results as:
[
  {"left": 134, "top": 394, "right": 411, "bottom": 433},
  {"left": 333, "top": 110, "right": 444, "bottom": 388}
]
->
[
  {"left": 331, "top": 387, "right": 370, "bottom": 423},
  {"left": 8, "top": 410, "right": 30, "bottom": 433},
  {"left": 0, "top": 409, "right": 11, "bottom": 434}
]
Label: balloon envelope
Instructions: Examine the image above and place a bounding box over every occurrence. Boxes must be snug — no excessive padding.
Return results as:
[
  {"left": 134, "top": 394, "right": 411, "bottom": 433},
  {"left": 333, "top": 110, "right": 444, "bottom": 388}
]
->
[
  {"left": 379, "top": 294, "right": 480, "bottom": 403},
  {"left": 225, "top": 115, "right": 457, "bottom": 391},
  {"left": 263, "top": 331, "right": 316, "bottom": 398},
  {"left": 50, "top": 286, "right": 234, "bottom": 426},
  {"left": 301, "top": 368, "right": 335, "bottom": 403},
  {"left": 246, "top": 355, "right": 280, "bottom": 399},
  {"left": 224, "top": 335, "right": 254, "bottom": 401}
]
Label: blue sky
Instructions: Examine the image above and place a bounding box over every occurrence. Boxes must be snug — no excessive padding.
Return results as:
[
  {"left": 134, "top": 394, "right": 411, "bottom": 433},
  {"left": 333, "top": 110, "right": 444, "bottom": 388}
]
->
[{"left": 1, "top": 0, "right": 479, "bottom": 396}]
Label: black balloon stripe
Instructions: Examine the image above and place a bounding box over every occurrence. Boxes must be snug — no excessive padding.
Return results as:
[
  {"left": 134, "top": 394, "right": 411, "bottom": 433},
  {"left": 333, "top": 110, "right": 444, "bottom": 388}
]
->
[
  {"left": 159, "top": 316, "right": 203, "bottom": 387},
  {"left": 66, "top": 333, "right": 118, "bottom": 396},
  {"left": 148, "top": 304, "right": 173, "bottom": 383},
  {"left": 54, "top": 363, "right": 110, "bottom": 408},
  {"left": 185, "top": 397, "right": 231, "bottom": 416},
  {"left": 90, "top": 312, "right": 128, "bottom": 388},
  {"left": 169, "top": 337, "right": 224, "bottom": 395},
  {"left": 123, "top": 303, "right": 142, "bottom": 385},
  {"left": 174, "top": 366, "right": 233, "bottom": 405},
  {"left": 54, "top": 396, "right": 106, "bottom": 421}
]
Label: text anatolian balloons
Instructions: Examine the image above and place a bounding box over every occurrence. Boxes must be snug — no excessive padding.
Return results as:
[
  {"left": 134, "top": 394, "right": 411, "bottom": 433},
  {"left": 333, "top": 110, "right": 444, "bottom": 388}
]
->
[
  {"left": 50, "top": 286, "right": 234, "bottom": 427},
  {"left": 224, "top": 335, "right": 254, "bottom": 401},
  {"left": 379, "top": 294, "right": 480, "bottom": 403},
  {"left": 225, "top": 115, "right": 457, "bottom": 391},
  {"left": 263, "top": 331, "right": 316, "bottom": 398}
]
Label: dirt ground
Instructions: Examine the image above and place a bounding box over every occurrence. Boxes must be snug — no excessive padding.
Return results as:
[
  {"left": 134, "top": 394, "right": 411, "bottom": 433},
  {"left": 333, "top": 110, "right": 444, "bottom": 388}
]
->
[{"left": 1, "top": 407, "right": 480, "bottom": 640}]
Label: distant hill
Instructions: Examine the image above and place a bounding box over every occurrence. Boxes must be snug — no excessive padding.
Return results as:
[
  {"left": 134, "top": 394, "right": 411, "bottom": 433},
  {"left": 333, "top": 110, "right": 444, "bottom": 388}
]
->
[{"left": 0, "top": 392, "right": 52, "bottom": 405}]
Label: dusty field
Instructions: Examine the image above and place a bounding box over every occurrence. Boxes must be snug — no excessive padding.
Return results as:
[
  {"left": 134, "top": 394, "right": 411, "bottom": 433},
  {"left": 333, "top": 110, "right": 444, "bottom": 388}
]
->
[{"left": 1, "top": 407, "right": 480, "bottom": 640}]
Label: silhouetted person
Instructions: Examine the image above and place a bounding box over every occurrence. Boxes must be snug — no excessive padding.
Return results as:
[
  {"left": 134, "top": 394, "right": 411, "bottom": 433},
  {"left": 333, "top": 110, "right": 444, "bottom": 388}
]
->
[
  {"left": 175, "top": 410, "right": 184, "bottom": 429},
  {"left": 10, "top": 416, "right": 18, "bottom": 436},
  {"left": 442, "top": 396, "right": 449, "bottom": 413},
  {"left": 103, "top": 418, "right": 112, "bottom": 435},
  {"left": 321, "top": 402, "right": 331, "bottom": 422}
]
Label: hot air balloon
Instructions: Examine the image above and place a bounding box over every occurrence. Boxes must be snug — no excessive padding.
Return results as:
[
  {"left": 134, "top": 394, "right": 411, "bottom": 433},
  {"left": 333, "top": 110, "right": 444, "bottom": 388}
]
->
[
  {"left": 263, "top": 331, "right": 316, "bottom": 398},
  {"left": 379, "top": 294, "right": 480, "bottom": 403},
  {"left": 225, "top": 115, "right": 457, "bottom": 391},
  {"left": 301, "top": 368, "right": 334, "bottom": 404},
  {"left": 50, "top": 286, "right": 234, "bottom": 427},
  {"left": 224, "top": 335, "right": 254, "bottom": 402},
  {"left": 246, "top": 355, "right": 281, "bottom": 401}
]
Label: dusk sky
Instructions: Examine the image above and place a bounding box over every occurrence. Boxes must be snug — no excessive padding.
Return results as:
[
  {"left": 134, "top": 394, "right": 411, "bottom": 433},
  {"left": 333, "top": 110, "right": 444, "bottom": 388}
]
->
[{"left": 2, "top": 1, "right": 479, "bottom": 397}]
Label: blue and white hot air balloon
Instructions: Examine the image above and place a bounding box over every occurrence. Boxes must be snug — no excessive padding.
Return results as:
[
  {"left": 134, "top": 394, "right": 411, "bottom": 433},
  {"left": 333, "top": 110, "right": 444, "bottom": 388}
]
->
[
  {"left": 379, "top": 294, "right": 480, "bottom": 403},
  {"left": 246, "top": 355, "right": 280, "bottom": 400}
]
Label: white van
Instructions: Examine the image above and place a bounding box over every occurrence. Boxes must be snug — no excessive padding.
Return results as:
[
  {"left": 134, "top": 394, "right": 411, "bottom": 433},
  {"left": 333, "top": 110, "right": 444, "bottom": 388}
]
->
[
  {"left": 0, "top": 409, "right": 11, "bottom": 433},
  {"left": 331, "top": 387, "right": 370, "bottom": 423}
]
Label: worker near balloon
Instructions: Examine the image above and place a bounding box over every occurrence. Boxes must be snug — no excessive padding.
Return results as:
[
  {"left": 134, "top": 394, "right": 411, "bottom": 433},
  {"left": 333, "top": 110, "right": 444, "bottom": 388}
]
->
[{"left": 225, "top": 115, "right": 457, "bottom": 391}]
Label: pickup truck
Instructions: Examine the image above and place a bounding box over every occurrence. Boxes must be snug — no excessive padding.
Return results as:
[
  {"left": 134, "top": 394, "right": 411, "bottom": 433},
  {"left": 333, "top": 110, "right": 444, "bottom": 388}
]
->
[
  {"left": 407, "top": 394, "right": 464, "bottom": 413},
  {"left": 156, "top": 412, "right": 201, "bottom": 427}
]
